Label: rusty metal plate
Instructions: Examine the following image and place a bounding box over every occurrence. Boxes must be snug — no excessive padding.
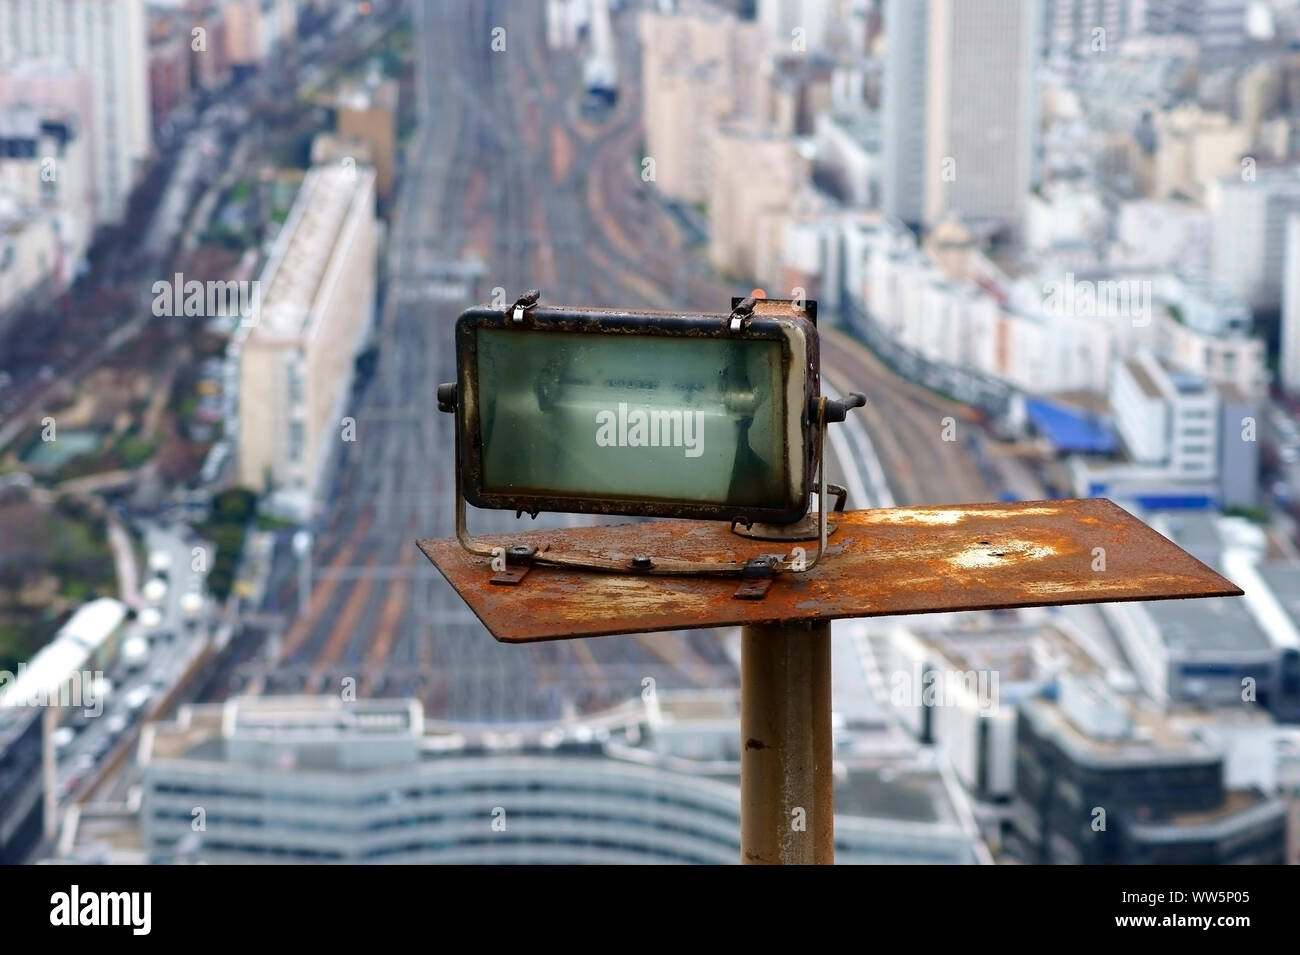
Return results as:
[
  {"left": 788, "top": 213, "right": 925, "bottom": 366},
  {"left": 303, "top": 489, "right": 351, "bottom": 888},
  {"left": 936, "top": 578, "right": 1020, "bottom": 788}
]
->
[{"left": 415, "top": 499, "right": 1242, "bottom": 644}]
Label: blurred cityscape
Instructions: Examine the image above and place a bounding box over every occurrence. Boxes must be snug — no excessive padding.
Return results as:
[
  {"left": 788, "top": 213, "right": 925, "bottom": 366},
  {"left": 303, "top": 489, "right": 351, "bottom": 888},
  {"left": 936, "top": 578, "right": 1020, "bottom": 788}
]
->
[{"left": 1, "top": 0, "right": 1300, "bottom": 865}]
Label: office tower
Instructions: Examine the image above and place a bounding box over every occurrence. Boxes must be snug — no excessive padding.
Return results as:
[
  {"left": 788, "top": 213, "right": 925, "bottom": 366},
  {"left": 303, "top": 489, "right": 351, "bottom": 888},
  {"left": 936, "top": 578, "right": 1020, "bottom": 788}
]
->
[
  {"left": 0, "top": 0, "right": 150, "bottom": 225},
  {"left": 882, "top": 0, "right": 1037, "bottom": 233},
  {"left": 881, "top": 0, "right": 927, "bottom": 227},
  {"left": 1208, "top": 165, "right": 1300, "bottom": 311}
]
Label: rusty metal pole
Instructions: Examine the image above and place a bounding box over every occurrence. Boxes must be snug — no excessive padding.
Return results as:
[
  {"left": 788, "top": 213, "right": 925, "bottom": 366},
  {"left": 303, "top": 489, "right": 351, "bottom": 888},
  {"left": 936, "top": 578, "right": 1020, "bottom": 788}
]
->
[{"left": 740, "top": 620, "right": 833, "bottom": 864}]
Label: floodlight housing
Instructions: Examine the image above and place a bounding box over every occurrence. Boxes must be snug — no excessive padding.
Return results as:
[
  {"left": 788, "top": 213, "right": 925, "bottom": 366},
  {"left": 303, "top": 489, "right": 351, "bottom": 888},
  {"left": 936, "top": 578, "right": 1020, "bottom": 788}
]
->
[{"left": 447, "top": 297, "right": 821, "bottom": 526}]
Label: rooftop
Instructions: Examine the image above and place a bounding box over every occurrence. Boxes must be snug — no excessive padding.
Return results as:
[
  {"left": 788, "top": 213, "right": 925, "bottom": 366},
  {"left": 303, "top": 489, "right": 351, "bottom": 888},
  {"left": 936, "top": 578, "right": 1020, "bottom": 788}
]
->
[
  {"left": 835, "top": 761, "right": 954, "bottom": 825},
  {"left": 1125, "top": 359, "right": 1164, "bottom": 399},
  {"left": 228, "top": 695, "right": 420, "bottom": 740},
  {"left": 1257, "top": 563, "right": 1300, "bottom": 632},
  {"left": 1124, "top": 788, "right": 1284, "bottom": 838},
  {"left": 1152, "top": 588, "right": 1275, "bottom": 651},
  {"left": 250, "top": 163, "right": 374, "bottom": 342},
  {"left": 1021, "top": 691, "right": 1220, "bottom": 768},
  {"left": 1024, "top": 397, "right": 1119, "bottom": 455}
]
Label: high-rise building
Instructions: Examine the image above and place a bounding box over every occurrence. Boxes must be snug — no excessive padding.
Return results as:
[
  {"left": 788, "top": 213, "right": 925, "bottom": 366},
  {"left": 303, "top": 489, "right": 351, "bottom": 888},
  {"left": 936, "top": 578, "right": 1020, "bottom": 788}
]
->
[
  {"left": 1207, "top": 165, "right": 1300, "bottom": 311},
  {"left": 882, "top": 0, "right": 1037, "bottom": 233},
  {"left": 922, "top": 0, "right": 1037, "bottom": 231},
  {"left": 0, "top": 0, "right": 151, "bottom": 225},
  {"left": 880, "top": 0, "right": 927, "bottom": 227},
  {"left": 1282, "top": 213, "right": 1300, "bottom": 395},
  {"left": 236, "top": 164, "right": 378, "bottom": 522}
]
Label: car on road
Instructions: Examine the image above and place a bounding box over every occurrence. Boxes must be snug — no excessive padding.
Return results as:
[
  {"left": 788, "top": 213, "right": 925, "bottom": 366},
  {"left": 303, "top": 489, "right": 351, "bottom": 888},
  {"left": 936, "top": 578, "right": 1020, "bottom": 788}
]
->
[
  {"left": 124, "top": 685, "right": 153, "bottom": 713},
  {"left": 121, "top": 635, "right": 150, "bottom": 672},
  {"left": 105, "top": 714, "right": 129, "bottom": 736}
]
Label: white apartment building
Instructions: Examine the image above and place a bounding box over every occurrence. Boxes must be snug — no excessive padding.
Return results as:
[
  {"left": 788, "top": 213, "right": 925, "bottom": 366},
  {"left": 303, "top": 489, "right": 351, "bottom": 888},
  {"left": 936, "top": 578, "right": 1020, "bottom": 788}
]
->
[
  {"left": 1207, "top": 165, "right": 1300, "bottom": 310},
  {"left": 0, "top": 103, "right": 91, "bottom": 279},
  {"left": 0, "top": 196, "right": 59, "bottom": 317},
  {"left": 1155, "top": 273, "right": 1267, "bottom": 397},
  {"left": 1072, "top": 350, "right": 1258, "bottom": 507},
  {"left": 1025, "top": 181, "right": 1107, "bottom": 252},
  {"left": 847, "top": 216, "right": 1114, "bottom": 395},
  {"left": 1283, "top": 213, "right": 1300, "bottom": 395},
  {"left": 0, "top": 0, "right": 150, "bottom": 225},
  {"left": 1111, "top": 351, "right": 1219, "bottom": 479},
  {"left": 813, "top": 110, "right": 880, "bottom": 208},
  {"left": 1115, "top": 198, "right": 1212, "bottom": 274},
  {"left": 236, "top": 163, "right": 377, "bottom": 522},
  {"left": 837, "top": 207, "right": 1268, "bottom": 404},
  {"left": 881, "top": 625, "right": 1029, "bottom": 802}
]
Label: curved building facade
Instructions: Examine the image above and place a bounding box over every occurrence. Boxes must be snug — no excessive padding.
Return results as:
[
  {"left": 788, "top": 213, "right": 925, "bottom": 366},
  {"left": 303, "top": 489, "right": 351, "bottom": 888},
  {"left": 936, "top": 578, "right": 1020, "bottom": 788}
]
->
[{"left": 140, "top": 696, "right": 979, "bottom": 864}]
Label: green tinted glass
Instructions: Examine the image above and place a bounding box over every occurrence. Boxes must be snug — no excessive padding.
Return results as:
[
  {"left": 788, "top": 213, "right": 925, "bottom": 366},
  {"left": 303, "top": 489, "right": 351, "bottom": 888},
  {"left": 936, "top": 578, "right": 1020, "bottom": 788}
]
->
[{"left": 475, "top": 329, "right": 791, "bottom": 508}]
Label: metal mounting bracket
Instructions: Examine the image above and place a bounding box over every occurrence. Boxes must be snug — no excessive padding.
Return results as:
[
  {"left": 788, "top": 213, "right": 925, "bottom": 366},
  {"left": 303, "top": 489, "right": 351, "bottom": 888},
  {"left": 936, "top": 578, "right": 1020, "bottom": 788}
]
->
[
  {"left": 489, "top": 545, "right": 539, "bottom": 586},
  {"left": 734, "top": 556, "right": 779, "bottom": 600}
]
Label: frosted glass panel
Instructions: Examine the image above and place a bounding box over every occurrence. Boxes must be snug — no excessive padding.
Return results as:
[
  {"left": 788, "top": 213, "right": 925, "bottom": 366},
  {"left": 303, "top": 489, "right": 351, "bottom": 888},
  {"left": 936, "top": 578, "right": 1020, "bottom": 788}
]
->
[{"left": 475, "top": 329, "right": 792, "bottom": 508}]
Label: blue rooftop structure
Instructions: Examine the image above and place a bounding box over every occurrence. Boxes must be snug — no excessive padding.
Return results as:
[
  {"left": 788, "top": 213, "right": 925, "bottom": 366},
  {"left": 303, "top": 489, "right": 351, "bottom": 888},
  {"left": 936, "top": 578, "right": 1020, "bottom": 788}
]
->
[{"left": 1024, "top": 398, "right": 1119, "bottom": 455}]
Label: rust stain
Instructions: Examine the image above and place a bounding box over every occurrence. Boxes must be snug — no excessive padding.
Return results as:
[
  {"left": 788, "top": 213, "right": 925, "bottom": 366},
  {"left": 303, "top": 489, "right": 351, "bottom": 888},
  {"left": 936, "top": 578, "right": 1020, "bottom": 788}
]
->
[
  {"left": 860, "top": 504, "right": 1063, "bottom": 525},
  {"left": 949, "top": 539, "right": 1056, "bottom": 569},
  {"left": 548, "top": 575, "right": 714, "bottom": 622},
  {"left": 416, "top": 499, "right": 1243, "bottom": 644}
]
